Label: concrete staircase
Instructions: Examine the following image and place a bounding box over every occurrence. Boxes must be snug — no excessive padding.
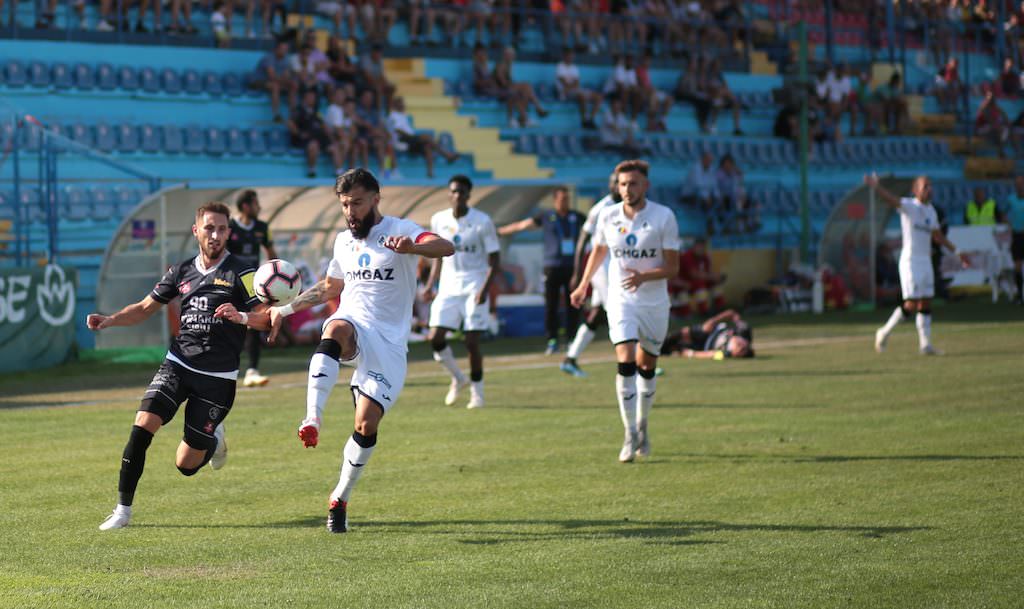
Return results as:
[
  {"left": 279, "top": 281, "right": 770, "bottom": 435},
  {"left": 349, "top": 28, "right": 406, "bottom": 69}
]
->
[{"left": 384, "top": 57, "right": 553, "bottom": 180}]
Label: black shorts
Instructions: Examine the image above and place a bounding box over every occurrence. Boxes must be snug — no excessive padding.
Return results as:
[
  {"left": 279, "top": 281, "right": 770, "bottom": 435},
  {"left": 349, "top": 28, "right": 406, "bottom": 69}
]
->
[
  {"left": 1012, "top": 231, "right": 1024, "bottom": 261},
  {"left": 398, "top": 132, "right": 426, "bottom": 155},
  {"left": 141, "top": 360, "right": 237, "bottom": 450}
]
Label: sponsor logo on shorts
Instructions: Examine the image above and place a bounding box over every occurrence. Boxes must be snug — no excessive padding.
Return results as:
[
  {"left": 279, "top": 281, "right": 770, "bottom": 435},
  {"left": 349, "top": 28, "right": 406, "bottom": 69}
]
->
[
  {"left": 367, "top": 370, "right": 392, "bottom": 389},
  {"left": 209, "top": 407, "right": 219, "bottom": 419}
]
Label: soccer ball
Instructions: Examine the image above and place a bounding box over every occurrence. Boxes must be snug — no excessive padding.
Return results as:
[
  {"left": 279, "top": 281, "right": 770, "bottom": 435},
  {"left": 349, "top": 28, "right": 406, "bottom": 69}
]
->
[{"left": 253, "top": 259, "right": 302, "bottom": 305}]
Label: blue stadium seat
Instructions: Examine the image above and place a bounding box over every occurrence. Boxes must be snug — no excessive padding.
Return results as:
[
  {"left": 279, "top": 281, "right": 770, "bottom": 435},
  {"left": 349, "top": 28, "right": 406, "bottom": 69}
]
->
[
  {"left": 0, "top": 192, "right": 11, "bottom": 220},
  {"left": 19, "top": 124, "right": 43, "bottom": 152},
  {"left": 0, "top": 121, "right": 13, "bottom": 150},
  {"left": 139, "top": 67, "right": 160, "bottom": 93},
  {"left": 652, "top": 137, "right": 674, "bottom": 160},
  {"left": 65, "top": 187, "right": 92, "bottom": 221},
  {"left": 565, "top": 132, "right": 584, "bottom": 157},
  {"left": 184, "top": 125, "right": 205, "bottom": 154},
  {"left": 117, "top": 124, "right": 139, "bottom": 153},
  {"left": 73, "top": 63, "right": 95, "bottom": 90},
  {"left": 534, "top": 82, "right": 554, "bottom": 102},
  {"left": 94, "top": 123, "right": 116, "bottom": 153},
  {"left": 205, "top": 127, "right": 226, "bottom": 155},
  {"left": 534, "top": 133, "right": 553, "bottom": 157},
  {"left": 162, "top": 125, "right": 184, "bottom": 153},
  {"left": 246, "top": 128, "right": 267, "bottom": 155},
  {"left": 222, "top": 72, "right": 244, "bottom": 97},
  {"left": 96, "top": 63, "right": 117, "bottom": 91},
  {"left": 182, "top": 69, "right": 202, "bottom": 95},
  {"left": 515, "top": 134, "right": 534, "bottom": 154},
  {"left": 90, "top": 188, "right": 115, "bottom": 220},
  {"left": 28, "top": 61, "right": 49, "bottom": 88},
  {"left": 19, "top": 188, "right": 44, "bottom": 223},
  {"left": 438, "top": 132, "right": 455, "bottom": 154},
  {"left": 266, "top": 129, "right": 288, "bottom": 155},
  {"left": 140, "top": 124, "right": 160, "bottom": 153},
  {"left": 113, "top": 187, "right": 140, "bottom": 213},
  {"left": 161, "top": 68, "right": 182, "bottom": 94},
  {"left": 4, "top": 60, "right": 27, "bottom": 87},
  {"left": 226, "top": 127, "right": 247, "bottom": 155},
  {"left": 549, "top": 133, "right": 569, "bottom": 157},
  {"left": 50, "top": 62, "right": 72, "bottom": 89},
  {"left": 202, "top": 71, "right": 223, "bottom": 97},
  {"left": 67, "top": 123, "right": 95, "bottom": 148},
  {"left": 119, "top": 66, "right": 140, "bottom": 91}
]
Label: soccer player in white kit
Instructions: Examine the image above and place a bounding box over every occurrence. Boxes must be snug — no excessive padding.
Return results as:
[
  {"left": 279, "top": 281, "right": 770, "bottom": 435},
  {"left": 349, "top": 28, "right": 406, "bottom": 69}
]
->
[
  {"left": 864, "top": 174, "right": 969, "bottom": 354},
  {"left": 570, "top": 160, "right": 680, "bottom": 462},
  {"left": 267, "top": 169, "right": 454, "bottom": 532},
  {"left": 561, "top": 171, "right": 620, "bottom": 378},
  {"left": 424, "top": 175, "right": 501, "bottom": 408}
]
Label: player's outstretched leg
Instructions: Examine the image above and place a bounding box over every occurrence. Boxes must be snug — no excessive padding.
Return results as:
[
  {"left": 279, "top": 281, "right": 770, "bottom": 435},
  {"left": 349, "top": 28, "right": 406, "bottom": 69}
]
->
[
  {"left": 100, "top": 423, "right": 156, "bottom": 530},
  {"left": 615, "top": 361, "right": 639, "bottom": 463},
  {"left": 875, "top": 303, "right": 910, "bottom": 352},
  {"left": 301, "top": 337, "right": 344, "bottom": 448}
]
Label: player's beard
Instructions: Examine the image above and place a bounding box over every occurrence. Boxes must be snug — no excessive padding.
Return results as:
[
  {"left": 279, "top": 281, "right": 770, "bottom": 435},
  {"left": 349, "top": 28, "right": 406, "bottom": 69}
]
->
[
  {"left": 624, "top": 195, "right": 645, "bottom": 208},
  {"left": 201, "top": 240, "right": 225, "bottom": 261},
  {"left": 348, "top": 210, "right": 380, "bottom": 240}
]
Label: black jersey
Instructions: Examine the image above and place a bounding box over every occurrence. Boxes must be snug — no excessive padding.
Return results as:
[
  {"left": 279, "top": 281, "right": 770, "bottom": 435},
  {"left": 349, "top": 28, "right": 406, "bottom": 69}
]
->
[
  {"left": 150, "top": 254, "right": 260, "bottom": 374},
  {"left": 227, "top": 218, "right": 272, "bottom": 268}
]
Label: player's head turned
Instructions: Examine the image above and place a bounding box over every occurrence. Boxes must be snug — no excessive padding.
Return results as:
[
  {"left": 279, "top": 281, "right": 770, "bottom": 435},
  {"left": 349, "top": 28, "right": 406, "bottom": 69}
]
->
[
  {"left": 553, "top": 186, "right": 570, "bottom": 213},
  {"left": 614, "top": 159, "right": 650, "bottom": 207},
  {"left": 912, "top": 175, "right": 932, "bottom": 204},
  {"left": 336, "top": 168, "right": 382, "bottom": 240},
  {"left": 728, "top": 335, "right": 754, "bottom": 358},
  {"left": 193, "top": 201, "right": 232, "bottom": 259},
  {"left": 236, "top": 189, "right": 260, "bottom": 219}
]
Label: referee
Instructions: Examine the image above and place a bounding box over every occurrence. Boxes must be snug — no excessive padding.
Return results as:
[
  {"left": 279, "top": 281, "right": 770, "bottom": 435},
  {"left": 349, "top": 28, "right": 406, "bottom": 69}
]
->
[
  {"left": 498, "top": 186, "right": 585, "bottom": 355},
  {"left": 228, "top": 190, "right": 278, "bottom": 386}
]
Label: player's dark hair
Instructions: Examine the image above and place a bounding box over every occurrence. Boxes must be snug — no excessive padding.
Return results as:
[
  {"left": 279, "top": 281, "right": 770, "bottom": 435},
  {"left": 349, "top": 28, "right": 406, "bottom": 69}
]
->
[
  {"left": 554, "top": 186, "right": 570, "bottom": 197},
  {"left": 614, "top": 159, "right": 649, "bottom": 177},
  {"left": 236, "top": 189, "right": 258, "bottom": 211},
  {"left": 336, "top": 168, "right": 381, "bottom": 195},
  {"left": 449, "top": 174, "right": 473, "bottom": 192},
  {"left": 196, "top": 201, "right": 231, "bottom": 221}
]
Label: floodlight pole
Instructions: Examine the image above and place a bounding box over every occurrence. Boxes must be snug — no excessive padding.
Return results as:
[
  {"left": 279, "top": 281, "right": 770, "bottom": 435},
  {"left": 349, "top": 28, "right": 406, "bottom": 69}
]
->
[{"left": 798, "top": 21, "right": 810, "bottom": 264}]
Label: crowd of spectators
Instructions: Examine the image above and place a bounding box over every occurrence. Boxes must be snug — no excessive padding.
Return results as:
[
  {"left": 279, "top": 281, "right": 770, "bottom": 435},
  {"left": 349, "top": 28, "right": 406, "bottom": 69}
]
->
[{"left": 682, "top": 150, "right": 760, "bottom": 235}]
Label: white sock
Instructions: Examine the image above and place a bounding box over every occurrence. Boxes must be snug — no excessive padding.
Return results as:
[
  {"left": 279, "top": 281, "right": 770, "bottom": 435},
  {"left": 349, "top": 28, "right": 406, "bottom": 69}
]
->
[
  {"left": 916, "top": 312, "right": 932, "bottom": 349},
  {"left": 114, "top": 504, "right": 131, "bottom": 515},
  {"left": 616, "top": 373, "right": 638, "bottom": 436},
  {"left": 471, "top": 380, "right": 484, "bottom": 400},
  {"left": 636, "top": 374, "right": 656, "bottom": 429},
  {"left": 307, "top": 353, "right": 340, "bottom": 422},
  {"left": 566, "top": 324, "right": 596, "bottom": 360},
  {"left": 879, "top": 305, "right": 906, "bottom": 338},
  {"left": 330, "top": 434, "right": 376, "bottom": 503},
  {"left": 433, "top": 345, "right": 466, "bottom": 382}
]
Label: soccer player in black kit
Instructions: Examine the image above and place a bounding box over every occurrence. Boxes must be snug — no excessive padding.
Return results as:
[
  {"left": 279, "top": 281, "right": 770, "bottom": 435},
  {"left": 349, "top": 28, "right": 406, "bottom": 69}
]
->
[
  {"left": 88, "top": 202, "right": 263, "bottom": 530},
  {"left": 228, "top": 189, "right": 278, "bottom": 387}
]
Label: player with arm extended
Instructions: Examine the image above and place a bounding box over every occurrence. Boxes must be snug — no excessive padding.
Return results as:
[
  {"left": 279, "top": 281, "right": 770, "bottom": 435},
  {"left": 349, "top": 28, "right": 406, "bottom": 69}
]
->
[
  {"left": 865, "top": 174, "right": 969, "bottom": 354},
  {"left": 662, "top": 309, "right": 754, "bottom": 360},
  {"left": 560, "top": 171, "right": 620, "bottom": 378},
  {"left": 89, "top": 202, "right": 267, "bottom": 530},
  {"left": 228, "top": 189, "right": 278, "bottom": 388},
  {"left": 422, "top": 175, "right": 501, "bottom": 409},
  {"left": 570, "top": 160, "right": 680, "bottom": 463},
  {"left": 267, "top": 168, "right": 454, "bottom": 533}
]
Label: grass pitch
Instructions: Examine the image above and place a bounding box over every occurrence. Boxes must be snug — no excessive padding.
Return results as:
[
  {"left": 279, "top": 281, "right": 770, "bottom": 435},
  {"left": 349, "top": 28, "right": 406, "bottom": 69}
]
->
[{"left": 1, "top": 301, "right": 1022, "bottom": 609}]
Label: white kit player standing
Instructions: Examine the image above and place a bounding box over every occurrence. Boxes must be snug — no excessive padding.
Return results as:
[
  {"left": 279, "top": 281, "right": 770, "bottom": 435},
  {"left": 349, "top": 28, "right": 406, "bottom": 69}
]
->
[
  {"left": 561, "top": 171, "right": 621, "bottom": 377},
  {"left": 424, "top": 175, "right": 501, "bottom": 409},
  {"left": 570, "top": 160, "right": 680, "bottom": 463},
  {"left": 267, "top": 169, "right": 454, "bottom": 533},
  {"left": 864, "top": 174, "right": 969, "bottom": 354}
]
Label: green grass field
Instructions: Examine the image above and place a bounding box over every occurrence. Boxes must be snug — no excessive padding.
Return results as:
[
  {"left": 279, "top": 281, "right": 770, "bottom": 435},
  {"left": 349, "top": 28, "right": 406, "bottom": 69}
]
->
[{"left": 1, "top": 302, "right": 1022, "bottom": 609}]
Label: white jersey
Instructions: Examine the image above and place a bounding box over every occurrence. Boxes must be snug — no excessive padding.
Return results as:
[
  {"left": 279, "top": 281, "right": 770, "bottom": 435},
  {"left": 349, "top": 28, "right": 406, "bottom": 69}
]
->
[
  {"left": 592, "top": 199, "right": 681, "bottom": 307},
  {"left": 583, "top": 194, "right": 618, "bottom": 235},
  {"left": 327, "top": 216, "right": 426, "bottom": 347},
  {"left": 897, "top": 197, "right": 939, "bottom": 261},
  {"left": 430, "top": 207, "right": 500, "bottom": 294}
]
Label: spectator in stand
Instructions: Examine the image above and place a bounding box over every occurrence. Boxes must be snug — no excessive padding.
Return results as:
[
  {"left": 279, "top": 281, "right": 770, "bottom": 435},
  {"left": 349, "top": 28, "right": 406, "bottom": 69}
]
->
[
  {"left": 716, "top": 154, "right": 759, "bottom": 233},
  {"left": 326, "top": 36, "right": 360, "bottom": 91},
  {"left": 410, "top": 0, "right": 455, "bottom": 45},
  {"left": 999, "top": 57, "right": 1021, "bottom": 98},
  {"left": 877, "top": 72, "right": 909, "bottom": 134},
  {"left": 555, "top": 48, "right": 601, "bottom": 129},
  {"left": 684, "top": 151, "right": 721, "bottom": 234},
  {"left": 850, "top": 69, "right": 882, "bottom": 135},
  {"left": 322, "top": 0, "right": 356, "bottom": 38},
  {"left": 359, "top": 0, "right": 397, "bottom": 43},
  {"left": 964, "top": 186, "right": 1002, "bottom": 226},
  {"left": 288, "top": 89, "right": 337, "bottom": 178},
  {"left": 675, "top": 55, "right": 714, "bottom": 133},
  {"left": 975, "top": 90, "right": 1017, "bottom": 158},
  {"left": 701, "top": 57, "right": 743, "bottom": 135},
  {"left": 598, "top": 97, "right": 641, "bottom": 154},
  {"left": 825, "top": 64, "right": 855, "bottom": 136},
  {"left": 325, "top": 88, "right": 359, "bottom": 171},
  {"left": 605, "top": 55, "right": 642, "bottom": 118},
  {"left": 636, "top": 52, "right": 673, "bottom": 132},
  {"left": 291, "top": 42, "right": 331, "bottom": 99},
  {"left": 935, "top": 57, "right": 963, "bottom": 113},
  {"left": 251, "top": 40, "right": 297, "bottom": 123},
  {"left": 211, "top": 2, "right": 230, "bottom": 47},
  {"left": 165, "top": 0, "right": 198, "bottom": 33},
  {"left": 494, "top": 46, "right": 549, "bottom": 127},
  {"left": 670, "top": 237, "right": 726, "bottom": 318},
  {"left": 353, "top": 89, "right": 399, "bottom": 178},
  {"left": 386, "top": 97, "right": 459, "bottom": 178},
  {"left": 360, "top": 44, "right": 396, "bottom": 110}
]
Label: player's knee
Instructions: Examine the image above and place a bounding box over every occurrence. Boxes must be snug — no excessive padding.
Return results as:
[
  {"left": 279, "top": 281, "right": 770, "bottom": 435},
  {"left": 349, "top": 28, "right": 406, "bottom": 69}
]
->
[
  {"left": 617, "top": 362, "right": 637, "bottom": 377},
  {"left": 430, "top": 336, "right": 447, "bottom": 352},
  {"left": 351, "top": 429, "right": 378, "bottom": 448},
  {"left": 177, "top": 464, "right": 201, "bottom": 477},
  {"left": 353, "top": 418, "right": 379, "bottom": 437},
  {"left": 638, "top": 367, "right": 656, "bottom": 379},
  {"left": 315, "top": 338, "right": 342, "bottom": 361}
]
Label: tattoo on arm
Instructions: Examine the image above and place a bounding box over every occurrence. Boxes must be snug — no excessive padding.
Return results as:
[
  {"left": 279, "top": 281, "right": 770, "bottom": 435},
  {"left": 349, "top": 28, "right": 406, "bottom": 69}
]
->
[{"left": 291, "top": 280, "right": 328, "bottom": 309}]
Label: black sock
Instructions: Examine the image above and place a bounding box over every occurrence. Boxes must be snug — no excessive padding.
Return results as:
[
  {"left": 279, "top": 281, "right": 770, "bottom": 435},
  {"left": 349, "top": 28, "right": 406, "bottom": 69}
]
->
[
  {"left": 470, "top": 369, "right": 483, "bottom": 382},
  {"left": 1016, "top": 270, "right": 1023, "bottom": 300},
  {"left": 118, "top": 425, "right": 154, "bottom": 506}
]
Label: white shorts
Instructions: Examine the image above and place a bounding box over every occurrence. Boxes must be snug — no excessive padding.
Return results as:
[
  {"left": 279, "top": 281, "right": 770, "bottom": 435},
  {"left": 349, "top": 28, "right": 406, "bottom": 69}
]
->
[
  {"left": 899, "top": 257, "right": 934, "bottom": 300},
  {"left": 606, "top": 301, "right": 670, "bottom": 356},
  {"left": 590, "top": 267, "right": 608, "bottom": 308},
  {"left": 428, "top": 290, "right": 490, "bottom": 332},
  {"left": 323, "top": 316, "right": 407, "bottom": 413}
]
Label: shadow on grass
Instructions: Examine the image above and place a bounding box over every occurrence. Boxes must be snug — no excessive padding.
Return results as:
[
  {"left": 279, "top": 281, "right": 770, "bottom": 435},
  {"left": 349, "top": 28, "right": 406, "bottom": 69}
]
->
[
  {"left": 670, "top": 452, "right": 1024, "bottom": 463},
  {"left": 695, "top": 369, "right": 891, "bottom": 379},
  {"left": 137, "top": 516, "right": 928, "bottom": 542}
]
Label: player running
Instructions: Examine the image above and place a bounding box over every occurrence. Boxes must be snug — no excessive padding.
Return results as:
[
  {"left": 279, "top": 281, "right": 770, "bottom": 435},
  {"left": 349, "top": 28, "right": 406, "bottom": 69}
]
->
[
  {"left": 865, "top": 174, "right": 968, "bottom": 354},
  {"left": 89, "top": 202, "right": 263, "bottom": 530},
  {"left": 267, "top": 168, "right": 454, "bottom": 533},
  {"left": 570, "top": 160, "right": 680, "bottom": 463},
  {"left": 423, "top": 175, "right": 501, "bottom": 409}
]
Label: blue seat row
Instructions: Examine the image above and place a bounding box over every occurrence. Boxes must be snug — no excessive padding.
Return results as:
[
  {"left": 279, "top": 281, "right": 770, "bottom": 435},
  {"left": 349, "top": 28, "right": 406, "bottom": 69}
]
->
[
  {"left": 1, "top": 59, "right": 259, "bottom": 98},
  {"left": 0, "top": 187, "right": 145, "bottom": 223}
]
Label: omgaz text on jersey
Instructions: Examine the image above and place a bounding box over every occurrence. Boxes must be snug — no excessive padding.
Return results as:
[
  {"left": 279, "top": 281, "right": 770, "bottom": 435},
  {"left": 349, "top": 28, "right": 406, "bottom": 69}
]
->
[
  {"left": 150, "top": 254, "right": 260, "bottom": 376},
  {"left": 327, "top": 216, "right": 427, "bottom": 347},
  {"left": 429, "top": 207, "right": 500, "bottom": 294},
  {"left": 898, "top": 197, "right": 940, "bottom": 261},
  {"left": 592, "top": 200, "right": 682, "bottom": 307}
]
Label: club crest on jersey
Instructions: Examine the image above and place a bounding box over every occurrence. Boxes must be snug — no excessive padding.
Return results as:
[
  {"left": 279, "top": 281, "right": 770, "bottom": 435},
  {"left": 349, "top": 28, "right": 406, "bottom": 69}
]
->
[
  {"left": 178, "top": 281, "right": 192, "bottom": 294},
  {"left": 377, "top": 235, "right": 387, "bottom": 247}
]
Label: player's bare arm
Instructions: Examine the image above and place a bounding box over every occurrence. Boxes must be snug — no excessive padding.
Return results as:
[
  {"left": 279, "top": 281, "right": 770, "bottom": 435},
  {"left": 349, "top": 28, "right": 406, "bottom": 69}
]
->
[
  {"left": 701, "top": 308, "right": 741, "bottom": 333},
  {"left": 213, "top": 302, "right": 272, "bottom": 330},
  {"left": 570, "top": 243, "right": 608, "bottom": 308},
  {"left": 87, "top": 295, "right": 163, "bottom": 331},
  {"left": 497, "top": 217, "right": 539, "bottom": 236},
  {"left": 268, "top": 276, "right": 344, "bottom": 342},
  {"left": 423, "top": 257, "right": 442, "bottom": 302},
  {"left": 384, "top": 233, "right": 454, "bottom": 258},
  {"left": 478, "top": 251, "right": 501, "bottom": 304},
  {"left": 621, "top": 249, "right": 679, "bottom": 292},
  {"left": 863, "top": 173, "right": 902, "bottom": 208},
  {"left": 572, "top": 229, "right": 593, "bottom": 287},
  {"left": 933, "top": 229, "right": 971, "bottom": 267}
]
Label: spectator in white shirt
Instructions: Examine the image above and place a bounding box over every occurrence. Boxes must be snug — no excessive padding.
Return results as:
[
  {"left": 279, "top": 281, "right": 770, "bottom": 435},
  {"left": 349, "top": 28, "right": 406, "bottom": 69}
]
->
[
  {"left": 325, "top": 88, "right": 357, "bottom": 171},
  {"left": 555, "top": 48, "right": 601, "bottom": 129},
  {"left": 605, "top": 55, "right": 642, "bottom": 117},
  {"left": 824, "top": 63, "right": 854, "bottom": 134},
  {"left": 685, "top": 151, "right": 720, "bottom": 232},
  {"left": 386, "top": 97, "right": 459, "bottom": 178},
  {"left": 598, "top": 97, "right": 639, "bottom": 153}
]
